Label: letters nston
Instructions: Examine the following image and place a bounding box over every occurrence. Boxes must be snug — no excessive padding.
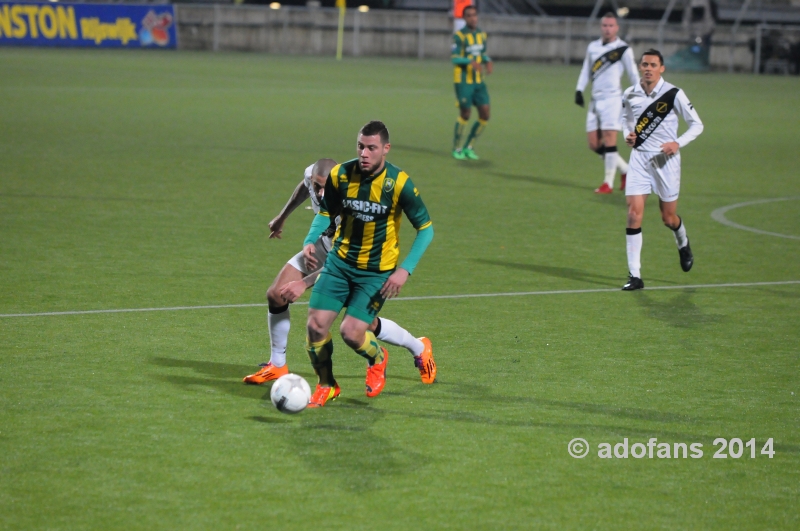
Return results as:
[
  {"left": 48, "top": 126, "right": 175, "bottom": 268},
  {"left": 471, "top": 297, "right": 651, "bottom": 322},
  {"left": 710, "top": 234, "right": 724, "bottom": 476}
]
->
[{"left": 0, "top": 2, "right": 176, "bottom": 48}]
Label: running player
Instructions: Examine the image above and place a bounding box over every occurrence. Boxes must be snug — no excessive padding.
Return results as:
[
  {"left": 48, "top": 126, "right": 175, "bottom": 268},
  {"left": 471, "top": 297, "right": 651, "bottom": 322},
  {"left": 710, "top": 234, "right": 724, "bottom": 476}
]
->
[
  {"left": 452, "top": 5, "right": 492, "bottom": 161},
  {"left": 303, "top": 121, "right": 435, "bottom": 407},
  {"left": 243, "top": 159, "right": 434, "bottom": 384},
  {"left": 621, "top": 49, "right": 703, "bottom": 290},
  {"left": 575, "top": 12, "right": 639, "bottom": 194}
]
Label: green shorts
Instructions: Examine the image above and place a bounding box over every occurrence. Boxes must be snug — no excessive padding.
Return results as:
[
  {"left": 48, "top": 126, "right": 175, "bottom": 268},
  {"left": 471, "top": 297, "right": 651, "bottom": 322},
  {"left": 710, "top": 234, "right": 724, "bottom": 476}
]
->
[
  {"left": 309, "top": 253, "right": 392, "bottom": 324},
  {"left": 455, "top": 82, "right": 490, "bottom": 110}
]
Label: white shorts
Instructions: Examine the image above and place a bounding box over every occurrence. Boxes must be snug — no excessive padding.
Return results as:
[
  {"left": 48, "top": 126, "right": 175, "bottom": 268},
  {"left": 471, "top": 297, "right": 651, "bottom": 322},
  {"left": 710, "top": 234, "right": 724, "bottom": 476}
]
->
[
  {"left": 586, "top": 97, "right": 623, "bottom": 132},
  {"left": 286, "top": 235, "right": 332, "bottom": 275},
  {"left": 625, "top": 150, "right": 681, "bottom": 202}
]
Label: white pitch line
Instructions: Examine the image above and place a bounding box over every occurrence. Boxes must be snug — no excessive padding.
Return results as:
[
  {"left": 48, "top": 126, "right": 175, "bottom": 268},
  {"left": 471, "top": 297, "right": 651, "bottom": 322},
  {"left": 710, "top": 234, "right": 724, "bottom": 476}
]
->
[
  {"left": 1, "top": 280, "right": 799, "bottom": 319},
  {"left": 711, "top": 197, "right": 800, "bottom": 240}
]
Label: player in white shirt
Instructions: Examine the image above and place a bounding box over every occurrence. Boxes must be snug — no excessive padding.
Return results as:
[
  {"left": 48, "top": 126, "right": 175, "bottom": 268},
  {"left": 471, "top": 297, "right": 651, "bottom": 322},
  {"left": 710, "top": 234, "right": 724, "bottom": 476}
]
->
[
  {"left": 620, "top": 49, "right": 704, "bottom": 290},
  {"left": 243, "top": 159, "right": 434, "bottom": 383},
  {"left": 575, "top": 12, "right": 640, "bottom": 194}
]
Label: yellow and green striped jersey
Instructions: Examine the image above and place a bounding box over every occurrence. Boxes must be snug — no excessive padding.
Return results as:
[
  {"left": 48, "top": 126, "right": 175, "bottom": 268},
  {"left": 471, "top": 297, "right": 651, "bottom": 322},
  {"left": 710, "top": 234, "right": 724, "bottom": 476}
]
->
[
  {"left": 452, "top": 27, "right": 489, "bottom": 84},
  {"left": 319, "top": 159, "right": 431, "bottom": 273}
]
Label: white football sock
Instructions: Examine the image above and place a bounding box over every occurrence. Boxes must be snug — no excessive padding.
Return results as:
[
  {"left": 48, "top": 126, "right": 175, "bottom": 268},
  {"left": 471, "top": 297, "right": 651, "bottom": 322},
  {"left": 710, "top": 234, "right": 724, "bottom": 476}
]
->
[
  {"left": 604, "top": 152, "right": 617, "bottom": 186},
  {"left": 616, "top": 153, "right": 629, "bottom": 174},
  {"left": 376, "top": 317, "right": 424, "bottom": 357},
  {"left": 672, "top": 219, "right": 688, "bottom": 248},
  {"left": 268, "top": 307, "right": 291, "bottom": 367},
  {"left": 626, "top": 230, "right": 642, "bottom": 278}
]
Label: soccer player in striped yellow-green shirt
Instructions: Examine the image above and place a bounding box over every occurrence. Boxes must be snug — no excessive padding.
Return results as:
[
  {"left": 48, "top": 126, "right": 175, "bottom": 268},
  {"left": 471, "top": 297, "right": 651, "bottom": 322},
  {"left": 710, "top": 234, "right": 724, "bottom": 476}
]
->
[
  {"left": 452, "top": 5, "right": 492, "bottom": 160},
  {"left": 301, "top": 121, "right": 435, "bottom": 407}
]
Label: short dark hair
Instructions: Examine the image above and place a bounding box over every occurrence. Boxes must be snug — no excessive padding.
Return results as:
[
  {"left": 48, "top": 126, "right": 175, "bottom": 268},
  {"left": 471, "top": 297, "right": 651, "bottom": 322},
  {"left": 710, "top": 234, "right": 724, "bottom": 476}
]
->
[
  {"left": 641, "top": 49, "right": 664, "bottom": 65},
  {"left": 359, "top": 120, "right": 389, "bottom": 144},
  {"left": 462, "top": 5, "right": 477, "bottom": 16},
  {"left": 601, "top": 11, "right": 618, "bottom": 19}
]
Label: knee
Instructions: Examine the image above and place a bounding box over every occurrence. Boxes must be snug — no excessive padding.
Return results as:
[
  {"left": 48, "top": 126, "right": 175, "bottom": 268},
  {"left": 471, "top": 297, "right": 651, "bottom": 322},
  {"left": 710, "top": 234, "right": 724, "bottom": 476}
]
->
[
  {"left": 339, "top": 322, "right": 362, "bottom": 349},
  {"left": 266, "top": 286, "right": 285, "bottom": 307},
  {"left": 627, "top": 209, "right": 643, "bottom": 226},
  {"left": 307, "top": 314, "right": 327, "bottom": 341},
  {"left": 662, "top": 214, "right": 679, "bottom": 229}
]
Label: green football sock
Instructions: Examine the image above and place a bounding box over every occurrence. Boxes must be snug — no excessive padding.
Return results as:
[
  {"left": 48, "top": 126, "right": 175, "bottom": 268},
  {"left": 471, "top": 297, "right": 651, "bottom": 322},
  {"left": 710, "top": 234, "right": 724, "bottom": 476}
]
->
[
  {"left": 306, "top": 334, "right": 336, "bottom": 387},
  {"left": 453, "top": 117, "right": 469, "bottom": 151},
  {"left": 354, "top": 331, "right": 383, "bottom": 366},
  {"left": 463, "top": 119, "right": 488, "bottom": 150}
]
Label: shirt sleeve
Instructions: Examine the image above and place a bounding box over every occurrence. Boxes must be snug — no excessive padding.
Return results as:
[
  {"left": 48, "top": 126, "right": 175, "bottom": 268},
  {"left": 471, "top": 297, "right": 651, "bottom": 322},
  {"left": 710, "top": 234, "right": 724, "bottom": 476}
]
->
[
  {"left": 398, "top": 176, "right": 431, "bottom": 231},
  {"left": 623, "top": 47, "right": 640, "bottom": 87},
  {"left": 451, "top": 33, "right": 470, "bottom": 65},
  {"left": 482, "top": 32, "right": 491, "bottom": 63},
  {"left": 576, "top": 49, "right": 591, "bottom": 92},
  {"left": 622, "top": 89, "right": 635, "bottom": 138},
  {"left": 674, "top": 89, "right": 704, "bottom": 148}
]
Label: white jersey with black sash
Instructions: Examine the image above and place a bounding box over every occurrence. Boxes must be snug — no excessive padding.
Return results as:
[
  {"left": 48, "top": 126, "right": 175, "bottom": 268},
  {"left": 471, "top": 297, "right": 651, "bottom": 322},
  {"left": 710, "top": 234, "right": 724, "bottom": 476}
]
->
[
  {"left": 622, "top": 78, "right": 704, "bottom": 152},
  {"left": 576, "top": 38, "right": 639, "bottom": 101}
]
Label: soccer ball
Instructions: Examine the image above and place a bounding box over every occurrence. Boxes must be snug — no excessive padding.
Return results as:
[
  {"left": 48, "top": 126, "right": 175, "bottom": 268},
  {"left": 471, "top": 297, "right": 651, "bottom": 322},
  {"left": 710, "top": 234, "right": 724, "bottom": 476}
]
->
[{"left": 270, "top": 374, "right": 312, "bottom": 414}]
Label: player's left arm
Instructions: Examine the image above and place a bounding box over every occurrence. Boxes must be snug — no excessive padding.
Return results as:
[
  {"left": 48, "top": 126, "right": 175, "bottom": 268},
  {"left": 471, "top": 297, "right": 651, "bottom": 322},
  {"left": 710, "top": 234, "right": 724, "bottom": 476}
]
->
[
  {"left": 482, "top": 33, "right": 493, "bottom": 75},
  {"left": 623, "top": 47, "right": 640, "bottom": 87},
  {"left": 380, "top": 178, "right": 434, "bottom": 299},
  {"left": 663, "top": 90, "right": 704, "bottom": 155}
]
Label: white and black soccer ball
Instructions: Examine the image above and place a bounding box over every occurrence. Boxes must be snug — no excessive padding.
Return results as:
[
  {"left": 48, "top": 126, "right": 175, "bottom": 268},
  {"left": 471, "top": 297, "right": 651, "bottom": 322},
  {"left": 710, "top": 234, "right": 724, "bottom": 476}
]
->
[{"left": 270, "top": 373, "right": 312, "bottom": 414}]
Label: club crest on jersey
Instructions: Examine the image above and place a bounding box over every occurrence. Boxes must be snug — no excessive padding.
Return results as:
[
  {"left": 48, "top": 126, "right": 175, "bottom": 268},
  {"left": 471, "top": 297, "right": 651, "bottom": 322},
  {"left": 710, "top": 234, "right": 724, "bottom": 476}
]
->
[
  {"left": 383, "top": 178, "right": 395, "bottom": 193},
  {"left": 657, "top": 102, "right": 668, "bottom": 113}
]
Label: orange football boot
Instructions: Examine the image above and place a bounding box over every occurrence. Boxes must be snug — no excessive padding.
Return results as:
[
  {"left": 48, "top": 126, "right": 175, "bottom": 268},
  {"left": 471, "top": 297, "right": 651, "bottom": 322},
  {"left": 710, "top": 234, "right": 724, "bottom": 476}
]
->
[
  {"left": 242, "top": 362, "right": 289, "bottom": 385},
  {"left": 365, "top": 347, "right": 389, "bottom": 398},
  {"left": 307, "top": 384, "right": 341, "bottom": 408},
  {"left": 414, "top": 337, "right": 437, "bottom": 384}
]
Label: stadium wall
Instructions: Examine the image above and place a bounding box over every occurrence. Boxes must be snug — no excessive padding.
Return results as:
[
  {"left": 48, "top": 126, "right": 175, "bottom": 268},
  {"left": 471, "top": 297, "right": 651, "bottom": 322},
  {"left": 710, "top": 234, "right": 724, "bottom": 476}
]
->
[{"left": 176, "top": 5, "right": 757, "bottom": 71}]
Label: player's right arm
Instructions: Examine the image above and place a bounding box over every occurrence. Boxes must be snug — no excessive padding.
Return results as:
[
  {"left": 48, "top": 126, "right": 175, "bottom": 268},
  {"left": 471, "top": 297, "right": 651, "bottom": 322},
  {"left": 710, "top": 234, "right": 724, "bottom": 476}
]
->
[
  {"left": 279, "top": 268, "right": 322, "bottom": 303},
  {"left": 622, "top": 88, "right": 636, "bottom": 146},
  {"left": 575, "top": 49, "right": 591, "bottom": 107},
  {"left": 451, "top": 32, "right": 470, "bottom": 66},
  {"left": 269, "top": 180, "right": 310, "bottom": 239}
]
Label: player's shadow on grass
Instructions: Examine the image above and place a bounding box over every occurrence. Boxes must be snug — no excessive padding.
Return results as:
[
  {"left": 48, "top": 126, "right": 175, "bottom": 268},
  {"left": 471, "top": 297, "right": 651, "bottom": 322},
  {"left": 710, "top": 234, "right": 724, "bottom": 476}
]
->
[
  {"left": 150, "top": 357, "right": 254, "bottom": 379},
  {"left": 492, "top": 172, "right": 586, "bottom": 191},
  {"left": 635, "top": 290, "right": 725, "bottom": 329},
  {"left": 260, "top": 403, "right": 425, "bottom": 492},
  {"left": 475, "top": 259, "right": 620, "bottom": 286}
]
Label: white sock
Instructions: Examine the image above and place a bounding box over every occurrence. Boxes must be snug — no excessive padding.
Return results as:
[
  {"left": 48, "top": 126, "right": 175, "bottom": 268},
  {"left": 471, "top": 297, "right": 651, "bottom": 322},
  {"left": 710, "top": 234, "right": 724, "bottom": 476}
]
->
[
  {"left": 673, "top": 219, "right": 688, "bottom": 248},
  {"left": 268, "top": 307, "right": 291, "bottom": 367},
  {"left": 604, "top": 152, "right": 617, "bottom": 186},
  {"left": 616, "top": 153, "right": 629, "bottom": 174},
  {"left": 626, "top": 229, "right": 642, "bottom": 278},
  {"left": 376, "top": 317, "right": 424, "bottom": 357}
]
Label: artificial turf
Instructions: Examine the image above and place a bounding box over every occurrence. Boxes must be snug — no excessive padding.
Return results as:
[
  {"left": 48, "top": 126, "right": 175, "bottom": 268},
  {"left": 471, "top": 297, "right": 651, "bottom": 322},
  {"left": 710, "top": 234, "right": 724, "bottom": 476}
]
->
[{"left": 1, "top": 48, "right": 798, "bottom": 530}]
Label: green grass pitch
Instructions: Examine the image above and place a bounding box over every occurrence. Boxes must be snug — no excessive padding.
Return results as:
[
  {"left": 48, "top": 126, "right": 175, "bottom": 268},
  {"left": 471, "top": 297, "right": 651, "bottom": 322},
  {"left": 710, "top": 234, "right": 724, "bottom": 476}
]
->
[{"left": 1, "top": 48, "right": 799, "bottom": 530}]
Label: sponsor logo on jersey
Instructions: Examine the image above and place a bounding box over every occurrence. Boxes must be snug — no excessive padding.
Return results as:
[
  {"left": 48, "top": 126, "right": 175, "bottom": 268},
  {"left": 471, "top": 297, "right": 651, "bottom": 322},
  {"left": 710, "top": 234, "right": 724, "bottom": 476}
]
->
[
  {"left": 633, "top": 87, "right": 680, "bottom": 148},
  {"left": 591, "top": 45, "right": 629, "bottom": 80}
]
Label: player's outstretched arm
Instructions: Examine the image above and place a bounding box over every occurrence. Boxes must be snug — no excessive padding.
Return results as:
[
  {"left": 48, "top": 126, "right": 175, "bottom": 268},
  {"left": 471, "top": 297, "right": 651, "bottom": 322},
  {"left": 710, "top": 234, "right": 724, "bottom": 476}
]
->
[{"left": 269, "top": 180, "right": 311, "bottom": 239}]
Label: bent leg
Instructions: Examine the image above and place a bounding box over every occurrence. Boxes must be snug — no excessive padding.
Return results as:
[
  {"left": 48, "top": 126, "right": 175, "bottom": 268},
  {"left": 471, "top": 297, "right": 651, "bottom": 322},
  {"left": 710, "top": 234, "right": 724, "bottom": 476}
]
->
[
  {"left": 265, "top": 263, "right": 306, "bottom": 367},
  {"left": 371, "top": 317, "right": 424, "bottom": 357},
  {"left": 306, "top": 308, "right": 339, "bottom": 386}
]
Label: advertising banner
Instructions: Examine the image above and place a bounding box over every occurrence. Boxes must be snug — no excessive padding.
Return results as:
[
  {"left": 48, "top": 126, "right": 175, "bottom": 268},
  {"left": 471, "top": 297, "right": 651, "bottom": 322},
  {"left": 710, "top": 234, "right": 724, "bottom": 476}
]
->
[{"left": 0, "top": 2, "right": 177, "bottom": 48}]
